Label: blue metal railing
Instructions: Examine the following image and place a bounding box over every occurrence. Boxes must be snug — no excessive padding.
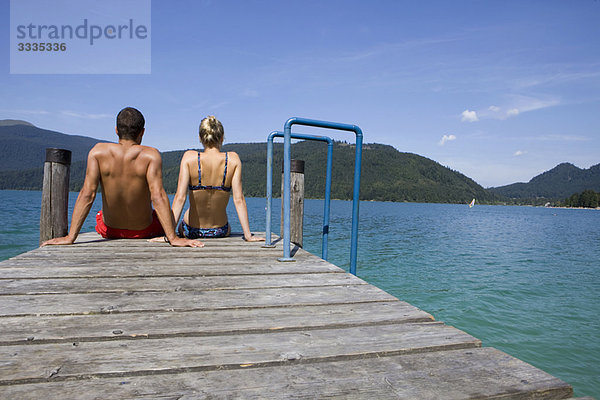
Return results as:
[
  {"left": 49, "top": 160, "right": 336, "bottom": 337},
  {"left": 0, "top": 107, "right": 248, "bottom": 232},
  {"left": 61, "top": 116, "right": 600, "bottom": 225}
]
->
[
  {"left": 266, "top": 117, "right": 363, "bottom": 275},
  {"left": 265, "top": 131, "right": 333, "bottom": 260}
]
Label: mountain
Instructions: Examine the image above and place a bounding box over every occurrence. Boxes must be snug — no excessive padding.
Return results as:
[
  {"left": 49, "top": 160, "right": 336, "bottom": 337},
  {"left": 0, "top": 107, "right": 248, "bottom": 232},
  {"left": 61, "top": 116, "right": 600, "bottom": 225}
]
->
[
  {"left": 0, "top": 122, "right": 495, "bottom": 203},
  {"left": 0, "top": 121, "right": 102, "bottom": 172},
  {"left": 160, "top": 141, "right": 499, "bottom": 203},
  {"left": 489, "top": 163, "right": 600, "bottom": 200},
  {"left": 14, "top": 120, "right": 600, "bottom": 204},
  {"left": 0, "top": 119, "right": 35, "bottom": 127}
]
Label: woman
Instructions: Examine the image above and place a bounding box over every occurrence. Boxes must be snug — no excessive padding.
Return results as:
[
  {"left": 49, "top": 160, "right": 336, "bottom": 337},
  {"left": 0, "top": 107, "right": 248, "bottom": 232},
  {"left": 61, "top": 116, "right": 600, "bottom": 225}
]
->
[{"left": 170, "top": 116, "right": 263, "bottom": 241}]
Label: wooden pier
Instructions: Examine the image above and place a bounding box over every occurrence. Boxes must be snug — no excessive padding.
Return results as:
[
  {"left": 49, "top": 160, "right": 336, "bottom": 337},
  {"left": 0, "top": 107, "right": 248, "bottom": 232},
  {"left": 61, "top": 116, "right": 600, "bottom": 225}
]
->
[{"left": 0, "top": 232, "right": 578, "bottom": 399}]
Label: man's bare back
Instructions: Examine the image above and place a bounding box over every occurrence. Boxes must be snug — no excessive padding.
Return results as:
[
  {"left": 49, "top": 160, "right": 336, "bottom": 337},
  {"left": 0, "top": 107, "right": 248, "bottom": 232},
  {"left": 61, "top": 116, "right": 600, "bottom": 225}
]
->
[
  {"left": 94, "top": 142, "right": 158, "bottom": 230},
  {"left": 41, "top": 107, "right": 202, "bottom": 248}
]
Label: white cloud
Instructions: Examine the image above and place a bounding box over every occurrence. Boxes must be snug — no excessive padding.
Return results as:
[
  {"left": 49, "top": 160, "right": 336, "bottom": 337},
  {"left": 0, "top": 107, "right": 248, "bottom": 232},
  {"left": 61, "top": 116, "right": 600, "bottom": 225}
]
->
[
  {"left": 506, "top": 108, "right": 520, "bottom": 117},
  {"left": 1, "top": 109, "right": 50, "bottom": 115},
  {"left": 461, "top": 109, "right": 478, "bottom": 122},
  {"left": 538, "top": 134, "right": 590, "bottom": 142},
  {"left": 485, "top": 105, "right": 520, "bottom": 120},
  {"left": 241, "top": 89, "right": 259, "bottom": 97},
  {"left": 207, "top": 101, "right": 230, "bottom": 110},
  {"left": 475, "top": 95, "right": 558, "bottom": 121},
  {"left": 513, "top": 150, "right": 526, "bottom": 156},
  {"left": 61, "top": 110, "right": 112, "bottom": 119},
  {"left": 506, "top": 94, "right": 560, "bottom": 113},
  {"left": 439, "top": 134, "right": 457, "bottom": 146}
]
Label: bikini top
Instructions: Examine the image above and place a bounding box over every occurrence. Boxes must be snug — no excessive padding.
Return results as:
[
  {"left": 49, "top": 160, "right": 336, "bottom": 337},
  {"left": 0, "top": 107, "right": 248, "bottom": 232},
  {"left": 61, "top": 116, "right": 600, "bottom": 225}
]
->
[{"left": 189, "top": 152, "right": 231, "bottom": 192}]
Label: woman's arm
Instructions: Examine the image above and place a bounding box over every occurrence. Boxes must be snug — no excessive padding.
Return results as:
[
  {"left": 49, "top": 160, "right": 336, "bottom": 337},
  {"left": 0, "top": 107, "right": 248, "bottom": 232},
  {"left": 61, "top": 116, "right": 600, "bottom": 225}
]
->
[
  {"left": 230, "top": 153, "right": 263, "bottom": 242},
  {"left": 147, "top": 148, "right": 203, "bottom": 247},
  {"left": 171, "top": 151, "right": 192, "bottom": 225}
]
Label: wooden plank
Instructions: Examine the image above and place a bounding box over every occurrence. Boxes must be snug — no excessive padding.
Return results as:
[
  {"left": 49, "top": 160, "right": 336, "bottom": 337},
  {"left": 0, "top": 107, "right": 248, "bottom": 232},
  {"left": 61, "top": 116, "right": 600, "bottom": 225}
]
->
[
  {"left": 0, "top": 273, "right": 366, "bottom": 295},
  {"left": 0, "top": 261, "right": 342, "bottom": 279},
  {"left": 11, "top": 245, "right": 295, "bottom": 261},
  {"left": 0, "top": 255, "right": 331, "bottom": 266},
  {"left": 0, "top": 323, "right": 480, "bottom": 384},
  {"left": 1, "top": 248, "right": 328, "bottom": 264},
  {"left": 3, "top": 248, "right": 323, "bottom": 265},
  {"left": 0, "top": 348, "right": 572, "bottom": 399},
  {"left": 0, "top": 284, "right": 398, "bottom": 316},
  {"left": 0, "top": 262, "right": 342, "bottom": 279},
  {"left": 0, "top": 301, "right": 434, "bottom": 344},
  {"left": 53, "top": 231, "right": 275, "bottom": 247},
  {"left": 20, "top": 231, "right": 281, "bottom": 250},
  {"left": 13, "top": 248, "right": 287, "bottom": 260}
]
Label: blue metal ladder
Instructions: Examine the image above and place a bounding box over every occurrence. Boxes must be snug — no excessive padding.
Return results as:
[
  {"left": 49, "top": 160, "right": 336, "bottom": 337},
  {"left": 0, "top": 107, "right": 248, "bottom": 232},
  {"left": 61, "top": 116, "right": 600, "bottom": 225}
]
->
[{"left": 264, "top": 117, "right": 363, "bottom": 275}]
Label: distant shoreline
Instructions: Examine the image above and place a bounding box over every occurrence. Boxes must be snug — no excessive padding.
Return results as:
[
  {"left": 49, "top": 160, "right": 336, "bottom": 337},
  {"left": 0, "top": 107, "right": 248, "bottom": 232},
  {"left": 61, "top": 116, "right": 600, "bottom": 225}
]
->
[{"left": 545, "top": 206, "right": 600, "bottom": 211}]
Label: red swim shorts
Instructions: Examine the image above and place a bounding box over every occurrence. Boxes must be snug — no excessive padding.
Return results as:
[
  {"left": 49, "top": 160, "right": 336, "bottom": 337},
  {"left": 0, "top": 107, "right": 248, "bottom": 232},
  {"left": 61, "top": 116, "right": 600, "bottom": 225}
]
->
[{"left": 95, "top": 210, "right": 165, "bottom": 239}]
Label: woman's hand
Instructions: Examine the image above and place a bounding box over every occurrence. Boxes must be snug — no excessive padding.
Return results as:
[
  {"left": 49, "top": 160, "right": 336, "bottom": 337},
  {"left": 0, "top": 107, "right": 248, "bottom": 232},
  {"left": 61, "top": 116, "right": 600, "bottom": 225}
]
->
[
  {"left": 147, "top": 236, "right": 204, "bottom": 247},
  {"left": 243, "top": 234, "right": 264, "bottom": 242}
]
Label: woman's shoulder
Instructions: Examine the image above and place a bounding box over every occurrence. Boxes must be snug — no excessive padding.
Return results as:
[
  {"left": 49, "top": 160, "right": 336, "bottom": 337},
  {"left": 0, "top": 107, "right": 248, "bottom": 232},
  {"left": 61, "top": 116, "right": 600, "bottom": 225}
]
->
[
  {"left": 225, "top": 150, "right": 240, "bottom": 160},
  {"left": 225, "top": 151, "right": 242, "bottom": 165},
  {"left": 178, "top": 150, "right": 198, "bottom": 167},
  {"left": 181, "top": 149, "right": 198, "bottom": 159}
]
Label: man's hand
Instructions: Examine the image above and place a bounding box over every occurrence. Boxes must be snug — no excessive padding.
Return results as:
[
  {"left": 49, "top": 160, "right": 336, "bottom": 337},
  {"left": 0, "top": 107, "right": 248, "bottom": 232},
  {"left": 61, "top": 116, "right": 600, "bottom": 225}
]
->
[
  {"left": 169, "top": 237, "right": 204, "bottom": 248},
  {"left": 40, "top": 236, "right": 75, "bottom": 247}
]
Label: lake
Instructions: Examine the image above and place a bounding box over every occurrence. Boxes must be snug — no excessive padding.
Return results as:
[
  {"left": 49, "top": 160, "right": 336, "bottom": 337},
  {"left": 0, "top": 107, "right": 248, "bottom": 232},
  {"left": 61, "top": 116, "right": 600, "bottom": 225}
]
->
[{"left": 0, "top": 190, "right": 598, "bottom": 397}]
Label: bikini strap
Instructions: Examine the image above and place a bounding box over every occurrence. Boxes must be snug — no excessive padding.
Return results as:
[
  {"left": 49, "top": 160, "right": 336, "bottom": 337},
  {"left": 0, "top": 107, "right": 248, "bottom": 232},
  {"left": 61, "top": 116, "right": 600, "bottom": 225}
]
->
[
  {"left": 222, "top": 152, "right": 228, "bottom": 187},
  {"left": 197, "top": 152, "right": 202, "bottom": 186}
]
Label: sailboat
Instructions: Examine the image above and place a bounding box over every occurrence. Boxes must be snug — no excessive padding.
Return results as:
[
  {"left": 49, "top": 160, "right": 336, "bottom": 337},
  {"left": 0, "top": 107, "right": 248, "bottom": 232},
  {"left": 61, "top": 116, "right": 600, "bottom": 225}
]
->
[{"left": 469, "top": 198, "right": 475, "bottom": 208}]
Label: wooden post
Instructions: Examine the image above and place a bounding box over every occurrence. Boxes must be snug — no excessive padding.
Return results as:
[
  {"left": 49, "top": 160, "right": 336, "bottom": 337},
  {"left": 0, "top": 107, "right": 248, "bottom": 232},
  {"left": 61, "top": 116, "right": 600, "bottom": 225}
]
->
[
  {"left": 40, "top": 148, "right": 72, "bottom": 245},
  {"left": 281, "top": 159, "right": 305, "bottom": 247}
]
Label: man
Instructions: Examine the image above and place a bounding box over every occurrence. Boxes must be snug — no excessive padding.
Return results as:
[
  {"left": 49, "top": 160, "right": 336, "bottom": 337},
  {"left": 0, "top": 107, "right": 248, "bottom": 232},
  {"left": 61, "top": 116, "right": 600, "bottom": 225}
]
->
[{"left": 42, "top": 107, "right": 203, "bottom": 248}]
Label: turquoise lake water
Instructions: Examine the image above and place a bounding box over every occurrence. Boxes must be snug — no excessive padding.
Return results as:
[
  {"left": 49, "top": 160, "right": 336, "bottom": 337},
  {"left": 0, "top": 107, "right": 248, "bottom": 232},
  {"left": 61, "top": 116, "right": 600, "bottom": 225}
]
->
[{"left": 0, "top": 190, "right": 598, "bottom": 397}]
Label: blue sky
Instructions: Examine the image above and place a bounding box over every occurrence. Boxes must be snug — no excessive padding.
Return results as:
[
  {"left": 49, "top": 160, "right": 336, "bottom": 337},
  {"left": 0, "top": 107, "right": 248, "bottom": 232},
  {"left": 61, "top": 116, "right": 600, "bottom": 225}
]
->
[{"left": 2, "top": 0, "right": 599, "bottom": 187}]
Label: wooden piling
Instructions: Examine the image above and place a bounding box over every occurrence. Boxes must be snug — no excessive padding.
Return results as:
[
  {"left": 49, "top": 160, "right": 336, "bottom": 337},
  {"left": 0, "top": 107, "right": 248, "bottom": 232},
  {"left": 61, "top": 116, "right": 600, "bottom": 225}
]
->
[
  {"left": 281, "top": 159, "right": 305, "bottom": 247},
  {"left": 40, "top": 148, "right": 72, "bottom": 245}
]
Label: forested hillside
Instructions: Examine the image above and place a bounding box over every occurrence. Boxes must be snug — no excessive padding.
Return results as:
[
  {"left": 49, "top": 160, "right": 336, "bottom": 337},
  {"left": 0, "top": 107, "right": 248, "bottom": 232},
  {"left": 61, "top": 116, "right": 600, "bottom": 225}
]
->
[
  {"left": 1, "top": 135, "right": 498, "bottom": 203},
  {"left": 489, "top": 163, "right": 600, "bottom": 201},
  {"left": 3, "top": 120, "right": 597, "bottom": 205},
  {"left": 160, "top": 141, "right": 499, "bottom": 203},
  {"left": 0, "top": 121, "right": 101, "bottom": 171}
]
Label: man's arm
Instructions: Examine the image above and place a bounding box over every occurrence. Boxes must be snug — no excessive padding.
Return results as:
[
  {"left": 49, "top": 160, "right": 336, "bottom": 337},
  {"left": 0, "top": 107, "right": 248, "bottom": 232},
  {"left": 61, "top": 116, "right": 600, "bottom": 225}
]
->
[
  {"left": 41, "top": 148, "right": 100, "bottom": 246},
  {"left": 146, "top": 148, "right": 203, "bottom": 248}
]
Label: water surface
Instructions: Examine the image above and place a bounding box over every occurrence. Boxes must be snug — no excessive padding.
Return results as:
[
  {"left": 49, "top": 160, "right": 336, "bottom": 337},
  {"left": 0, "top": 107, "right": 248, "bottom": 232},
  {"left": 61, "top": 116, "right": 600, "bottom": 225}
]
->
[{"left": 0, "top": 191, "right": 597, "bottom": 397}]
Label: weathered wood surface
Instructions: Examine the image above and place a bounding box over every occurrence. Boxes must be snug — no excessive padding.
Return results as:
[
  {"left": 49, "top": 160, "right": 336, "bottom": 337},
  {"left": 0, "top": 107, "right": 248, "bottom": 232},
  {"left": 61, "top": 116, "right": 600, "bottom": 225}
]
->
[
  {"left": 0, "top": 232, "right": 574, "bottom": 399},
  {"left": 281, "top": 159, "right": 305, "bottom": 247},
  {"left": 39, "top": 148, "right": 71, "bottom": 244},
  {"left": 0, "top": 349, "right": 573, "bottom": 400}
]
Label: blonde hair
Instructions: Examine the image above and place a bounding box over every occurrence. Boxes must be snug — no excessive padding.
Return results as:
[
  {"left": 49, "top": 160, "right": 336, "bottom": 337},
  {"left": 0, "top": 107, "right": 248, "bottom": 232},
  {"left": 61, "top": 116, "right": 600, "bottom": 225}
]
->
[{"left": 199, "top": 116, "right": 224, "bottom": 148}]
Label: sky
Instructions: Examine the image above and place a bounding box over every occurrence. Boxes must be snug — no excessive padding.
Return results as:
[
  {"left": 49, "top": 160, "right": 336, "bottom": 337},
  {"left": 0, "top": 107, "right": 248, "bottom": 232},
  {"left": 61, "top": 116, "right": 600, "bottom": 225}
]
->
[{"left": 2, "top": 0, "right": 600, "bottom": 188}]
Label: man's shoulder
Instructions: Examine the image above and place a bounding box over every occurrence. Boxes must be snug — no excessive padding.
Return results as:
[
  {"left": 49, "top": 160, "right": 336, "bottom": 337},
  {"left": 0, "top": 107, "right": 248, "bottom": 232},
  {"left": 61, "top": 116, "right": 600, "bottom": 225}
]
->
[
  {"left": 138, "top": 145, "right": 161, "bottom": 159},
  {"left": 139, "top": 144, "right": 160, "bottom": 153},
  {"left": 89, "top": 142, "right": 116, "bottom": 156},
  {"left": 91, "top": 142, "right": 112, "bottom": 149}
]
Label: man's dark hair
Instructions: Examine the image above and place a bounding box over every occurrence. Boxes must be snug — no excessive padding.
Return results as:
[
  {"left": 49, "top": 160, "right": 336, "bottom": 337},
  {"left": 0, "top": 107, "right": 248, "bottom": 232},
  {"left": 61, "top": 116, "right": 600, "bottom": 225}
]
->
[{"left": 116, "top": 107, "right": 145, "bottom": 140}]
